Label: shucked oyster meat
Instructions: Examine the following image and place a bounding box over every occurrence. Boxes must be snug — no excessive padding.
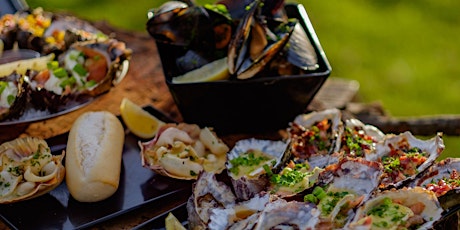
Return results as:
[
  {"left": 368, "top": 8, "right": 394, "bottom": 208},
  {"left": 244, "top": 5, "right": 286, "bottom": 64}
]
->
[
  {"left": 0, "top": 137, "right": 65, "bottom": 204},
  {"left": 140, "top": 123, "right": 229, "bottom": 180}
]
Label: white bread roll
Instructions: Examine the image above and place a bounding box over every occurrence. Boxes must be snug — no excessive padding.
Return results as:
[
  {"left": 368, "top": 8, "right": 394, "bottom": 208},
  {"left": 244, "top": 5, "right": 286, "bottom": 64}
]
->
[{"left": 65, "top": 111, "right": 125, "bottom": 202}]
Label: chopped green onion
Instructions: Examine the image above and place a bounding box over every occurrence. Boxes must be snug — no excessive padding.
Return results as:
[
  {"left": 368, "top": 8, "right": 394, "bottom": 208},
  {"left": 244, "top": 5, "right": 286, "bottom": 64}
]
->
[
  {"left": 304, "top": 194, "right": 318, "bottom": 203},
  {"left": 47, "top": 61, "right": 59, "bottom": 70},
  {"left": 0, "top": 82, "right": 6, "bottom": 94},
  {"left": 59, "top": 76, "right": 76, "bottom": 88},
  {"left": 85, "top": 80, "right": 97, "bottom": 88},
  {"left": 7, "top": 95, "right": 15, "bottom": 105},
  {"left": 73, "top": 63, "right": 88, "bottom": 76},
  {"left": 53, "top": 68, "right": 68, "bottom": 79}
]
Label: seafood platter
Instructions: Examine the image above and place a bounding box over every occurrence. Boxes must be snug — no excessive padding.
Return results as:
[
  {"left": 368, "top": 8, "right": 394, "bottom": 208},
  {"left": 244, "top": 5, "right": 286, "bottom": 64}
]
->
[
  {"left": 0, "top": 6, "right": 132, "bottom": 126},
  {"left": 148, "top": 0, "right": 332, "bottom": 134}
]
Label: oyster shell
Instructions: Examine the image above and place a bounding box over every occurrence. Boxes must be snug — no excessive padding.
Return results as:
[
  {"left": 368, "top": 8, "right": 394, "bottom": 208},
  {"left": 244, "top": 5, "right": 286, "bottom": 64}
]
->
[
  {"left": 369, "top": 131, "right": 444, "bottom": 189},
  {"left": 305, "top": 158, "right": 383, "bottom": 228},
  {"left": 226, "top": 138, "right": 289, "bottom": 200},
  {"left": 252, "top": 199, "right": 321, "bottom": 230},
  {"left": 0, "top": 14, "right": 17, "bottom": 51},
  {"left": 140, "top": 123, "right": 229, "bottom": 180},
  {"left": 338, "top": 118, "right": 385, "bottom": 158},
  {"left": 413, "top": 157, "right": 460, "bottom": 210},
  {"left": 288, "top": 108, "right": 343, "bottom": 168},
  {"left": 0, "top": 137, "right": 65, "bottom": 204},
  {"left": 0, "top": 72, "right": 28, "bottom": 121},
  {"left": 187, "top": 171, "right": 237, "bottom": 229},
  {"left": 347, "top": 187, "right": 443, "bottom": 230}
]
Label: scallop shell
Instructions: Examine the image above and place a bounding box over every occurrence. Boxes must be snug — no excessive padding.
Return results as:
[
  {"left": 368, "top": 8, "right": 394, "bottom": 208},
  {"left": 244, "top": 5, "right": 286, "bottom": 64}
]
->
[
  {"left": 226, "top": 138, "right": 290, "bottom": 200},
  {"left": 0, "top": 137, "right": 65, "bottom": 204},
  {"left": 412, "top": 157, "right": 460, "bottom": 210},
  {"left": 140, "top": 123, "right": 229, "bottom": 180},
  {"left": 288, "top": 108, "right": 343, "bottom": 168},
  {"left": 369, "top": 131, "right": 444, "bottom": 189},
  {"left": 348, "top": 187, "right": 443, "bottom": 230}
]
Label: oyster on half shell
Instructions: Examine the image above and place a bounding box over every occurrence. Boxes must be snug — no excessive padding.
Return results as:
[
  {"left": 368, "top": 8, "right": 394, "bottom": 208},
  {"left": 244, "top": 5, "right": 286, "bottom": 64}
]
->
[
  {"left": 140, "top": 123, "right": 229, "bottom": 180},
  {"left": 288, "top": 108, "right": 343, "bottom": 168},
  {"left": 347, "top": 187, "right": 443, "bottom": 230},
  {"left": 0, "top": 72, "right": 28, "bottom": 121},
  {"left": 369, "top": 131, "right": 444, "bottom": 189},
  {"left": 0, "top": 137, "right": 65, "bottom": 204},
  {"left": 226, "top": 138, "right": 290, "bottom": 200},
  {"left": 338, "top": 118, "right": 385, "bottom": 158},
  {"left": 413, "top": 157, "right": 460, "bottom": 210}
]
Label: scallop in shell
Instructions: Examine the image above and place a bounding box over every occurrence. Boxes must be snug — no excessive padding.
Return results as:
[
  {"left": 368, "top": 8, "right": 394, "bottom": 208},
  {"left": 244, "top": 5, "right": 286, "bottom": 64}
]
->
[
  {"left": 412, "top": 157, "right": 460, "bottom": 210},
  {"left": 140, "top": 123, "right": 229, "bottom": 180},
  {"left": 226, "top": 138, "right": 290, "bottom": 200},
  {"left": 347, "top": 187, "right": 443, "bottom": 230},
  {"left": 369, "top": 131, "right": 444, "bottom": 189},
  {"left": 288, "top": 108, "right": 343, "bottom": 168},
  {"left": 0, "top": 137, "right": 65, "bottom": 204}
]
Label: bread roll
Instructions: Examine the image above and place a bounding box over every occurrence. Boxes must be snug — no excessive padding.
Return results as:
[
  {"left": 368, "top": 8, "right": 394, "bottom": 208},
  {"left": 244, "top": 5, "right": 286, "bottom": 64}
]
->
[{"left": 65, "top": 111, "right": 125, "bottom": 202}]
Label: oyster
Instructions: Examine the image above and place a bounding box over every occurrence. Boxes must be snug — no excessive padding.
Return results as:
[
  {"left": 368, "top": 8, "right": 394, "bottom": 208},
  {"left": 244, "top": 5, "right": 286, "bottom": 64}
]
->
[
  {"left": 14, "top": 8, "right": 53, "bottom": 53},
  {"left": 252, "top": 199, "right": 321, "bottom": 230},
  {"left": 288, "top": 108, "right": 343, "bottom": 168},
  {"left": 226, "top": 138, "right": 289, "bottom": 200},
  {"left": 413, "top": 157, "right": 460, "bottom": 210},
  {"left": 267, "top": 161, "right": 324, "bottom": 198},
  {"left": 347, "top": 187, "right": 443, "bottom": 230},
  {"left": 187, "top": 171, "right": 237, "bottom": 229},
  {"left": 369, "top": 131, "right": 444, "bottom": 189},
  {"left": 0, "top": 72, "right": 28, "bottom": 121},
  {"left": 304, "top": 158, "right": 383, "bottom": 228},
  {"left": 0, "top": 137, "right": 65, "bottom": 204},
  {"left": 140, "top": 123, "right": 229, "bottom": 180},
  {"left": 338, "top": 118, "right": 385, "bottom": 158}
]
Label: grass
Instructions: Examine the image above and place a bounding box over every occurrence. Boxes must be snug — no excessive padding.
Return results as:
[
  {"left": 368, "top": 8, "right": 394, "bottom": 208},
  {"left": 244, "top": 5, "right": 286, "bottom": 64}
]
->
[{"left": 26, "top": 0, "right": 460, "bottom": 159}]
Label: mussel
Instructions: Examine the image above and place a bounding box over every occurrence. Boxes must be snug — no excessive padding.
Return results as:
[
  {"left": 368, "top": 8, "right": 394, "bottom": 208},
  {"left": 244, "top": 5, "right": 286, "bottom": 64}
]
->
[
  {"left": 0, "top": 137, "right": 65, "bottom": 204},
  {"left": 0, "top": 14, "right": 17, "bottom": 51},
  {"left": 0, "top": 72, "right": 28, "bottom": 121}
]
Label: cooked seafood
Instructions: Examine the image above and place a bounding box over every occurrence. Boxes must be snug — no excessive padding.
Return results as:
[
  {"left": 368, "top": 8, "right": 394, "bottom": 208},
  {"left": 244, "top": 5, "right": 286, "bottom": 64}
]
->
[
  {"left": 0, "top": 14, "right": 17, "bottom": 51},
  {"left": 370, "top": 131, "right": 444, "bottom": 189},
  {"left": 348, "top": 187, "right": 443, "bottom": 230},
  {"left": 140, "top": 123, "right": 229, "bottom": 180},
  {"left": 413, "top": 157, "right": 460, "bottom": 209},
  {"left": 288, "top": 108, "right": 343, "bottom": 168},
  {"left": 0, "top": 137, "right": 65, "bottom": 204},
  {"left": 304, "top": 158, "right": 383, "bottom": 228},
  {"left": 338, "top": 118, "right": 385, "bottom": 158},
  {"left": 226, "top": 138, "right": 289, "bottom": 200},
  {"left": 0, "top": 72, "right": 28, "bottom": 121}
]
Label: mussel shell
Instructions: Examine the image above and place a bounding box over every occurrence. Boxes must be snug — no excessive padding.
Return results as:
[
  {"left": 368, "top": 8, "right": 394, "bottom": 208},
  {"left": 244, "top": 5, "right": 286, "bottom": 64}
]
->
[
  {"left": 0, "top": 14, "right": 18, "bottom": 51},
  {"left": 370, "top": 131, "right": 444, "bottom": 189},
  {"left": 14, "top": 8, "right": 53, "bottom": 53},
  {"left": 413, "top": 157, "right": 460, "bottom": 210},
  {"left": 0, "top": 137, "right": 65, "bottom": 204},
  {"left": 226, "top": 138, "right": 290, "bottom": 200},
  {"left": 348, "top": 187, "right": 443, "bottom": 229},
  {"left": 0, "top": 72, "right": 29, "bottom": 121}
]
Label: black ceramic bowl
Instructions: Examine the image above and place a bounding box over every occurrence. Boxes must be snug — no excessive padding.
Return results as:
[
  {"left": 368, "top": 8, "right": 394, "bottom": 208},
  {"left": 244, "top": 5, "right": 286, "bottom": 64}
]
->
[{"left": 153, "top": 3, "right": 332, "bottom": 134}]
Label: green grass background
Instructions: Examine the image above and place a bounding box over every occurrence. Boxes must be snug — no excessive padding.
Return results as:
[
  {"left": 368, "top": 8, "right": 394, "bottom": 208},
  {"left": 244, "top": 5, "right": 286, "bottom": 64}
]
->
[{"left": 26, "top": 0, "right": 460, "bottom": 158}]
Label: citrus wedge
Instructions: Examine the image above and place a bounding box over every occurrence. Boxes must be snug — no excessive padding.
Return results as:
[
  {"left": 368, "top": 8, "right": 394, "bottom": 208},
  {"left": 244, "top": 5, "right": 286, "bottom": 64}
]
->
[
  {"left": 172, "top": 57, "right": 230, "bottom": 83},
  {"left": 165, "top": 212, "right": 186, "bottom": 230},
  {"left": 119, "top": 98, "right": 165, "bottom": 139}
]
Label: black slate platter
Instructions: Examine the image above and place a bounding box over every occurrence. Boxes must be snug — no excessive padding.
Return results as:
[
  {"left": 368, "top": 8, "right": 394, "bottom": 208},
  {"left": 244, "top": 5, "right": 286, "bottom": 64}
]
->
[{"left": 0, "top": 106, "right": 193, "bottom": 230}]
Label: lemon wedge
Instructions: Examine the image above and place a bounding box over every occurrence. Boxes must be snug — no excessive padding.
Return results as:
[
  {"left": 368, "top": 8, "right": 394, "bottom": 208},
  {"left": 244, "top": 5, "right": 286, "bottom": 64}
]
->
[
  {"left": 172, "top": 57, "right": 230, "bottom": 83},
  {"left": 119, "top": 98, "right": 165, "bottom": 139},
  {"left": 165, "top": 212, "right": 186, "bottom": 230}
]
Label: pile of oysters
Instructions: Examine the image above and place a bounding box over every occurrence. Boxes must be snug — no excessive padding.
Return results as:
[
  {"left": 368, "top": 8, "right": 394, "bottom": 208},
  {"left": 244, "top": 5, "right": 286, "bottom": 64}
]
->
[{"left": 144, "top": 108, "right": 459, "bottom": 229}]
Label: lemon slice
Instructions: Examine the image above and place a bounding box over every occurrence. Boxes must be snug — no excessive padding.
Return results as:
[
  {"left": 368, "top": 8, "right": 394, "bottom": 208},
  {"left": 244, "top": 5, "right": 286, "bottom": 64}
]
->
[
  {"left": 165, "top": 212, "right": 186, "bottom": 230},
  {"left": 172, "top": 57, "right": 230, "bottom": 83},
  {"left": 119, "top": 98, "right": 165, "bottom": 139}
]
